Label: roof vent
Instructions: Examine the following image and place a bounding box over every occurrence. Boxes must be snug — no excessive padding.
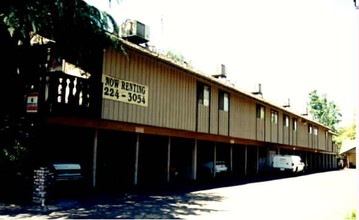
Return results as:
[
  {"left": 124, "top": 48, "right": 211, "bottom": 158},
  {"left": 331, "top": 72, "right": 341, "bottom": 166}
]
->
[
  {"left": 252, "top": 83, "right": 263, "bottom": 98},
  {"left": 282, "top": 99, "right": 291, "bottom": 108},
  {"left": 301, "top": 107, "right": 309, "bottom": 116},
  {"left": 121, "top": 19, "right": 150, "bottom": 44},
  {"left": 212, "top": 64, "right": 227, "bottom": 78}
]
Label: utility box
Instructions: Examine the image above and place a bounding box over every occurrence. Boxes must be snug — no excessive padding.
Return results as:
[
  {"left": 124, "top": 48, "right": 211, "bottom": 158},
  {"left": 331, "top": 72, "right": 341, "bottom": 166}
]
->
[{"left": 121, "top": 19, "right": 150, "bottom": 44}]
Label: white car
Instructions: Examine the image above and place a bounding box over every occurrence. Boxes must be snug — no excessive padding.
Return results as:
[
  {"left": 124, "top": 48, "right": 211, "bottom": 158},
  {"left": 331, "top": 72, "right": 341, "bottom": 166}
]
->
[
  {"left": 272, "top": 155, "right": 305, "bottom": 173},
  {"left": 202, "top": 161, "right": 228, "bottom": 174}
]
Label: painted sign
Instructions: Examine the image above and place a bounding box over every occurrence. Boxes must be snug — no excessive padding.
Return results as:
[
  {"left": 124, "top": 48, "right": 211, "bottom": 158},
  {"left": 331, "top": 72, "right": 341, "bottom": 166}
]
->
[
  {"left": 102, "top": 75, "right": 148, "bottom": 107},
  {"left": 26, "top": 92, "right": 38, "bottom": 113}
]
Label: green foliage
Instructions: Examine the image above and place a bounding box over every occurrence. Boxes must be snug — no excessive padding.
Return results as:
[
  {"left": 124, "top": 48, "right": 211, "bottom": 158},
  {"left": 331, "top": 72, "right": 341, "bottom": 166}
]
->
[
  {"left": 345, "top": 210, "right": 357, "bottom": 220},
  {"left": 0, "top": 0, "right": 123, "bottom": 72},
  {"left": 0, "top": 0, "right": 122, "bottom": 174},
  {"left": 308, "top": 90, "right": 342, "bottom": 132},
  {"left": 334, "top": 123, "right": 356, "bottom": 147},
  {"left": 2, "top": 140, "right": 28, "bottom": 164},
  {"left": 165, "top": 50, "right": 192, "bottom": 67}
]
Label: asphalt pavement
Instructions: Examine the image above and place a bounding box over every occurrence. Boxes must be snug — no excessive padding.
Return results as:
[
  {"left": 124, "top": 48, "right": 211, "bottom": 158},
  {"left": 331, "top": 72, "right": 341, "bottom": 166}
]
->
[{"left": 0, "top": 169, "right": 357, "bottom": 219}]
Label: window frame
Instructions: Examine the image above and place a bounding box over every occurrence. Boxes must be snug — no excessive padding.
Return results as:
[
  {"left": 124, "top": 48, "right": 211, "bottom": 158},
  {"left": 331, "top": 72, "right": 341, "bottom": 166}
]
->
[
  {"left": 308, "top": 124, "right": 313, "bottom": 134},
  {"left": 283, "top": 114, "right": 289, "bottom": 127},
  {"left": 270, "top": 110, "right": 278, "bottom": 124},
  {"left": 293, "top": 118, "right": 298, "bottom": 131},
  {"left": 197, "top": 83, "right": 210, "bottom": 107},
  {"left": 256, "top": 104, "right": 265, "bottom": 119},
  {"left": 219, "top": 90, "right": 229, "bottom": 112}
]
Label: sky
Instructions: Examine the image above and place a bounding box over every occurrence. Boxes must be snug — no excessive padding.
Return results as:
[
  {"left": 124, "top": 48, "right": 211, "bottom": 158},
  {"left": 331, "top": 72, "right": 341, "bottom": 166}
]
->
[{"left": 86, "top": 0, "right": 358, "bottom": 127}]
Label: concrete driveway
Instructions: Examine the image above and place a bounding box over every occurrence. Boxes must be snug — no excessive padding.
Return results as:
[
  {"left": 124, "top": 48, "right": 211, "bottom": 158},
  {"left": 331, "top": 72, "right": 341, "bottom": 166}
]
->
[{"left": 0, "top": 169, "right": 357, "bottom": 219}]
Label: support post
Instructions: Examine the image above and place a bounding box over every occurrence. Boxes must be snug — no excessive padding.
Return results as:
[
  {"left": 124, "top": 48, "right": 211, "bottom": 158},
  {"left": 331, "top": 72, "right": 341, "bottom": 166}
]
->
[
  {"left": 230, "top": 144, "right": 233, "bottom": 173},
  {"left": 166, "top": 137, "right": 171, "bottom": 183},
  {"left": 213, "top": 143, "right": 217, "bottom": 179},
  {"left": 192, "top": 139, "right": 197, "bottom": 180},
  {"left": 92, "top": 128, "right": 98, "bottom": 189},
  {"left": 256, "top": 146, "right": 259, "bottom": 175},
  {"left": 134, "top": 134, "right": 140, "bottom": 186},
  {"left": 244, "top": 145, "right": 248, "bottom": 177}
]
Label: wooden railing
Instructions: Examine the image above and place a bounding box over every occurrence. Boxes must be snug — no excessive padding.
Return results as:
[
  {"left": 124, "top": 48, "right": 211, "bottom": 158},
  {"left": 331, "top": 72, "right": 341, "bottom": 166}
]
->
[{"left": 38, "top": 71, "right": 99, "bottom": 117}]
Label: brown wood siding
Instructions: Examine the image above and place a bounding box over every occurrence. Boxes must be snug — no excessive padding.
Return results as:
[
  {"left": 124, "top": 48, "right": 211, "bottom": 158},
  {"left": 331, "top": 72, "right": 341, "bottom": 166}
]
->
[
  {"left": 297, "top": 120, "right": 307, "bottom": 147},
  {"left": 100, "top": 47, "right": 335, "bottom": 152},
  {"left": 229, "top": 94, "right": 241, "bottom": 138},
  {"left": 270, "top": 121, "right": 278, "bottom": 143},
  {"left": 283, "top": 120, "right": 290, "bottom": 145},
  {"left": 197, "top": 104, "right": 209, "bottom": 133},
  {"left": 308, "top": 134, "right": 313, "bottom": 149},
  {"left": 102, "top": 49, "right": 196, "bottom": 131},
  {"left": 265, "top": 107, "right": 271, "bottom": 142},
  {"left": 238, "top": 97, "right": 256, "bottom": 140},
  {"left": 218, "top": 110, "right": 229, "bottom": 136},
  {"left": 257, "top": 118, "right": 265, "bottom": 141},
  {"left": 210, "top": 86, "right": 218, "bottom": 134},
  {"left": 328, "top": 133, "right": 333, "bottom": 151},
  {"left": 278, "top": 112, "right": 283, "bottom": 144},
  {"left": 318, "top": 128, "right": 326, "bottom": 150}
]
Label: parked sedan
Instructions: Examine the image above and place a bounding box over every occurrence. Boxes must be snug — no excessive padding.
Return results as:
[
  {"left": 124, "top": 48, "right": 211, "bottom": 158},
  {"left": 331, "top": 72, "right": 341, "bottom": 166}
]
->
[{"left": 201, "top": 161, "right": 228, "bottom": 174}]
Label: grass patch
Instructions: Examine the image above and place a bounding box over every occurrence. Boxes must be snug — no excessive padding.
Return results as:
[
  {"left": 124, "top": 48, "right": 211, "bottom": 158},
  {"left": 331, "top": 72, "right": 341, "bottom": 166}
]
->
[{"left": 345, "top": 210, "right": 357, "bottom": 220}]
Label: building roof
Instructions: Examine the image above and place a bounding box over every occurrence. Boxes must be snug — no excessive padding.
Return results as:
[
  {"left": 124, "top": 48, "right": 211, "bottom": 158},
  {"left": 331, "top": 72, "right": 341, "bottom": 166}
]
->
[
  {"left": 112, "top": 37, "right": 333, "bottom": 131},
  {"left": 340, "top": 139, "right": 357, "bottom": 154}
]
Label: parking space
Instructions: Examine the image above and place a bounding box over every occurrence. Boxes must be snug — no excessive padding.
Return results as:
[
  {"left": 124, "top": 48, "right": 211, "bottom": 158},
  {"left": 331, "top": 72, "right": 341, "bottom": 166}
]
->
[
  {"left": 170, "top": 137, "right": 194, "bottom": 182},
  {"left": 96, "top": 130, "right": 136, "bottom": 191},
  {"left": 138, "top": 134, "right": 168, "bottom": 186},
  {"left": 34, "top": 126, "right": 338, "bottom": 197}
]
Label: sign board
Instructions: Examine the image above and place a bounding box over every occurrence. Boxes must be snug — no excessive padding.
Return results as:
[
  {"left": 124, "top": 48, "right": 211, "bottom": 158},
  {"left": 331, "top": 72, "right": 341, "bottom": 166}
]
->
[
  {"left": 102, "top": 75, "right": 148, "bottom": 107},
  {"left": 26, "top": 92, "right": 38, "bottom": 113}
]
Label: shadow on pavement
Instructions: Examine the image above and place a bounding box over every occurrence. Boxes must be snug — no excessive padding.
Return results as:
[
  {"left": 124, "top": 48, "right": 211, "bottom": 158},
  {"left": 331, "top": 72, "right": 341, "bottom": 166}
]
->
[
  {"left": 0, "top": 170, "right": 337, "bottom": 219},
  {"left": 0, "top": 191, "right": 224, "bottom": 219}
]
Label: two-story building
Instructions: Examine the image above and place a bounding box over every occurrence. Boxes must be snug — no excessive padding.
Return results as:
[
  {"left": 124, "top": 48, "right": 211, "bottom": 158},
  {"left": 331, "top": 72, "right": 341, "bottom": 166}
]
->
[{"left": 33, "top": 36, "right": 338, "bottom": 191}]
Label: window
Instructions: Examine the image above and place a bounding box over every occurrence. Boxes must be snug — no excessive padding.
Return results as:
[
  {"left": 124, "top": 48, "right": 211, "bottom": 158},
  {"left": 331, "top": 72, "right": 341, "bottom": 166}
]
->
[
  {"left": 314, "top": 127, "right": 318, "bottom": 136},
  {"left": 283, "top": 115, "right": 289, "bottom": 127},
  {"left": 256, "top": 105, "right": 265, "bottom": 119},
  {"left": 293, "top": 118, "right": 297, "bottom": 131},
  {"left": 219, "top": 91, "right": 229, "bottom": 112},
  {"left": 308, "top": 124, "right": 313, "bottom": 134},
  {"left": 197, "top": 83, "right": 210, "bottom": 106},
  {"left": 271, "top": 110, "right": 278, "bottom": 124}
]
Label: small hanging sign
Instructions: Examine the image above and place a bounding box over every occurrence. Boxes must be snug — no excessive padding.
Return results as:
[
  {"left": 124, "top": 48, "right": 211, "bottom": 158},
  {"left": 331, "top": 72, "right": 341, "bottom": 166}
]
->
[{"left": 26, "top": 92, "right": 39, "bottom": 113}]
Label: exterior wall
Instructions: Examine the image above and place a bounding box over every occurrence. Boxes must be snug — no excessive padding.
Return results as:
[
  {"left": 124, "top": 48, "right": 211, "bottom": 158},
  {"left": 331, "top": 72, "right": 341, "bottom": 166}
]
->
[
  {"left": 297, "top": 119, "right": 308, "bottom": 147},
  {"left": 282, "top": 115, "right": 290, "bottom": 145},
  {"left": 209, "top": 86, "right": 218, "bottom": 134},
  {"left": 101, "top": 47, "right": 334, "bottom": 152},
  {"left": 318, "top": 127, "right": 326, "bottom": 150},
  {"left": 236, "top": 95, "right": 258, "bottom": 140},
  {"left": 102, "top": 49, "right": 197, "bottom": 131}
]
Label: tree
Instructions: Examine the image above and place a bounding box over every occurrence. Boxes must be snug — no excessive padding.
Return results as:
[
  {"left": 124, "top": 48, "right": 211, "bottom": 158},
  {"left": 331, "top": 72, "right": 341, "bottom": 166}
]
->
[
  {"left": 0, "top": 0, "right": 122, "bottom": 172},
  {"left": 334, "top": 122, "right": 356, "bottom": 148},
  {"left": 308, "top": 90, "right": 342, "bottom": 132}
]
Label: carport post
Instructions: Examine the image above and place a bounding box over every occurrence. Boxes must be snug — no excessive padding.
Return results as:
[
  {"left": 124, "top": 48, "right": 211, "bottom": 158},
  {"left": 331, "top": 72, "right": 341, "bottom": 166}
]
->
[
  {"left": 92, "top": 128, "right": 98, "bottom": 189},
  {"left": 256, "top": 146, "right": 259, "bottom": 175},
  {"left": 304, "top": 151, "right": 309, "bottom": 168},
  {"left": 213, "top": 143, "right": 217, "bottom": 178},
  {"left": 244, "top": 145, "right": 248, "bottom": 176},
  {"left": 192, "top": 139, "right": 198, "bottom": 180},
  {"left": 230, "top": 144, "right": 233, "bottom": 173},
  {"left": 134, "top": 134, "right": 140, "bottom": 185},
  {"left": 166, "top": 137, "right": 171, "bottom": 183}
]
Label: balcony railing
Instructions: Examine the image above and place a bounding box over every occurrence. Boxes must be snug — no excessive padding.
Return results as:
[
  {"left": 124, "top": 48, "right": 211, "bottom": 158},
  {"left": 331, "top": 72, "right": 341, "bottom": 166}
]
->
[{"left": 38, "top": 71, "right": 98, "bottom": 117}]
